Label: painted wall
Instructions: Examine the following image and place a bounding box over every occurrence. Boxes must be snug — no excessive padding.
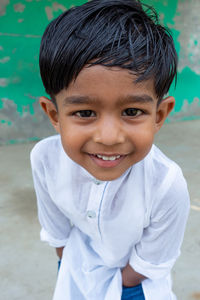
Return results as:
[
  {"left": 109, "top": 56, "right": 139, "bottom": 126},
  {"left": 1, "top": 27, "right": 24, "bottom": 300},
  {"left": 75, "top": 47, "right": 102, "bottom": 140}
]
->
[
  {"left": 142, "top": 0, "right": 200, "bottom": 122},
  {"left": 0, "top": 0, "right": 199, "bottom": 145}
]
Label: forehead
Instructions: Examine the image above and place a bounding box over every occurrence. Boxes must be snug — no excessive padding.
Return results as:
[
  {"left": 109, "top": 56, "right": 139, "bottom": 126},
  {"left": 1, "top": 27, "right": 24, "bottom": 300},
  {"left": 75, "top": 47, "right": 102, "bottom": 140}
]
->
[{"left": 56, "top": 65, "right": 157, "bottom": 104}]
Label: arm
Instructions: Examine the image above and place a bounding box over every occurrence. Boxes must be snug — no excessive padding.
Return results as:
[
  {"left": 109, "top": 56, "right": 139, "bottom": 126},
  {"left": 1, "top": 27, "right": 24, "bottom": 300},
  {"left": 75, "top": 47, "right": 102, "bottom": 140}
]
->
[
  {"left": 122, "top": 264, "right": 146, "bottom": 287},
  {"left": 56, "top": 247, "right": 64, "bottom": 260},
  {"left": 127, "top": 169, "right": 190, "bottom": 282},
  {"left": 30, "top": 147, "right": 71, "bottom": 250}
]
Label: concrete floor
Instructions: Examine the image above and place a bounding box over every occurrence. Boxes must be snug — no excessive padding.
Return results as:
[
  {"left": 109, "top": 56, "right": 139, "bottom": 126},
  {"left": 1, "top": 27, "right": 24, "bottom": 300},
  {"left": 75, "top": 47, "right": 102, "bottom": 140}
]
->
[{"left": 0, "top": 120, "right": 200, "bottom": 300}]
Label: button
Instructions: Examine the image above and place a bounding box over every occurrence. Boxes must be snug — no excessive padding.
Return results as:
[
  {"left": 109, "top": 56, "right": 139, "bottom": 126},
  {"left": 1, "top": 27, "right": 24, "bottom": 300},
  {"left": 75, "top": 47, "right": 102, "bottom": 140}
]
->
[
  {"left": 93, "top": 179, "right": 102, "bottom": 185},
  {"left": 86, "top": 210, "right": 96, "bottom": 218}
]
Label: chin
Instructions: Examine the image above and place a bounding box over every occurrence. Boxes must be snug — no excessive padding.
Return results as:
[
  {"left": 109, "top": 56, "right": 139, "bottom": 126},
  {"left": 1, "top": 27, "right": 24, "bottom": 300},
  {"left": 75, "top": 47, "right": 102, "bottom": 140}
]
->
[{"left": 92, "top": 171, "right": 125, "bottom": 182}]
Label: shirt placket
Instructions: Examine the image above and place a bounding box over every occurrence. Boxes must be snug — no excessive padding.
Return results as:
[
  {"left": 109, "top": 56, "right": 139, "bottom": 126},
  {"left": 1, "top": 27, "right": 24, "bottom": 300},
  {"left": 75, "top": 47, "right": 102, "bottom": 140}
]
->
[{"left": 86, "top": 179, "right": 108, "bottom": 239}]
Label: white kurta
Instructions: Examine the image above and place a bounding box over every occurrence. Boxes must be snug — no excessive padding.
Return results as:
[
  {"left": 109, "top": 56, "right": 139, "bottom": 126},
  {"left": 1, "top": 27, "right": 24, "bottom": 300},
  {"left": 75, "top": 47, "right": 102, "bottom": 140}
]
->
[{"left": 30, "top": 135, "right": 190, "bottom": 300}]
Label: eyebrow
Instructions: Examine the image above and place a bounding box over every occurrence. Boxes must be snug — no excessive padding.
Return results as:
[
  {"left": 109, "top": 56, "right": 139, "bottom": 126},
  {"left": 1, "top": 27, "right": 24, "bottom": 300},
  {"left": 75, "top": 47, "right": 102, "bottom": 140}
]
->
[
  {"left": 63, "top": 96, "right": 97, "bottom": 106},
  {"left": 118, "top": 94, "right": 154, "bottom": 105},
  {"left": 62, "top": 94, "right": 154, "bottom": 106}
]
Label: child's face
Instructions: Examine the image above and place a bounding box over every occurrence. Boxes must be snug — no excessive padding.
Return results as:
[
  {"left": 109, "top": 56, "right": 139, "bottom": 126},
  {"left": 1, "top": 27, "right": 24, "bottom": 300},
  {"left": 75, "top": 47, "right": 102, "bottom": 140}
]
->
[{"left": 40, "top": 65, "right": 174, "bottom": 181}]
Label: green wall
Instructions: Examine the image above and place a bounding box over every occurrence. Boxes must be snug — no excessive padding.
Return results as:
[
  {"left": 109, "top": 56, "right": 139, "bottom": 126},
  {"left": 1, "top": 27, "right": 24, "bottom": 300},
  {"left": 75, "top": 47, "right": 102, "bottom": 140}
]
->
[
  {"left": 142, "top": 0, "right": 200, "bottom": 121},
  {"left": 0, "top": 0, "right": 199, "bottom": 144}
]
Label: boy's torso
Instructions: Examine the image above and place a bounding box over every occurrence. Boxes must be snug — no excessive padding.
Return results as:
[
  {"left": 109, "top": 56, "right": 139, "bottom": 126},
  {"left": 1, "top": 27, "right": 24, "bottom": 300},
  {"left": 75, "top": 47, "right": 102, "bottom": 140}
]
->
[{"left": 31, "top": 134, "right": 183, "bottom": 266}]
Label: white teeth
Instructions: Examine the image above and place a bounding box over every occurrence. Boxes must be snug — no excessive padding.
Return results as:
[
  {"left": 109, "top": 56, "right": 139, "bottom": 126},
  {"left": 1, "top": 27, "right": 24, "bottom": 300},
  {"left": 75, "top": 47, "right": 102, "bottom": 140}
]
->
[{"left": 96, "top": 154, "right": 121, "bottom": 161}]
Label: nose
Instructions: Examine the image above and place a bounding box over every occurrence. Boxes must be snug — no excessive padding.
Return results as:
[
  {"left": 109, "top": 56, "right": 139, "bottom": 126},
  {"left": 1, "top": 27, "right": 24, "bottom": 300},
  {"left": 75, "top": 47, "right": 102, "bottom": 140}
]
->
[{"left": 93, "top": 116, "right": 125, "bottom": 145}]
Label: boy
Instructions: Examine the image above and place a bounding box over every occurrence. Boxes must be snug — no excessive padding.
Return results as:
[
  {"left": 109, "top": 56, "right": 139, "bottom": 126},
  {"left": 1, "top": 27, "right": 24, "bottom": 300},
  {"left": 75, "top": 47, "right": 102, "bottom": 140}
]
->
[{"left": 30, "top": 1, "right": 190, "bottom": 299}]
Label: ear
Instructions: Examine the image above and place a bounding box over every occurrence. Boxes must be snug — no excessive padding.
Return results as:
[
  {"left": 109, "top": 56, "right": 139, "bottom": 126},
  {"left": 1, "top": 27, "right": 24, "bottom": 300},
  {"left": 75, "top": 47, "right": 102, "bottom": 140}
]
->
[
  {"left": 39, "top": 96, "right": 60, "bottom": 133},
  {"left": 155, "top": 96, "right": 175, "bottom": 132}
]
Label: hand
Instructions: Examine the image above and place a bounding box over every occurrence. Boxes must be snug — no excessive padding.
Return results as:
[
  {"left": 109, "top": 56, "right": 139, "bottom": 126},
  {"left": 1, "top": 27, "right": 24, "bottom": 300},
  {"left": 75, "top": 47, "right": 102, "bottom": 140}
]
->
[
  {"left": 122, "top": 264, "right": 146, "bottom": 287},
  {"left": 56, "top": 247, "right": 64, "bottom": 259}
]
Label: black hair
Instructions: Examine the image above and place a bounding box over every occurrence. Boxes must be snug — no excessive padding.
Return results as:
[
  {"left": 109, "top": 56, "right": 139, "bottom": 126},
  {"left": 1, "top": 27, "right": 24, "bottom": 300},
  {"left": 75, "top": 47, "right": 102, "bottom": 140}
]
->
[{"left": 39, "top": 0, "right": 178, "bottom": 104}]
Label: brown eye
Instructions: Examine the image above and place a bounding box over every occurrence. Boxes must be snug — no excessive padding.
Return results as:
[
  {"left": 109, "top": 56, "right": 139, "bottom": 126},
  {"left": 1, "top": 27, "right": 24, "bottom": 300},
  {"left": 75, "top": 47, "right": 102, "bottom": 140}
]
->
[
  {"left": 74, "top": 110, "right": 96, "bottom": 118},
  {"left": 122, "top": 108, "right": 142, "bottom": 116}
]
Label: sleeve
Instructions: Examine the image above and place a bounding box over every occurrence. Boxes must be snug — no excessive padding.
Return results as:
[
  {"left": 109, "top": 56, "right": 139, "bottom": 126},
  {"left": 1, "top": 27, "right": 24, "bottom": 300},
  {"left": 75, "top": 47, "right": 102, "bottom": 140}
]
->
[
  {"left": 30, "top": 146, "right": 72, "bottom": 248},
  {"left": 129, "top": 168, "right": 190, "bottom": 280}
]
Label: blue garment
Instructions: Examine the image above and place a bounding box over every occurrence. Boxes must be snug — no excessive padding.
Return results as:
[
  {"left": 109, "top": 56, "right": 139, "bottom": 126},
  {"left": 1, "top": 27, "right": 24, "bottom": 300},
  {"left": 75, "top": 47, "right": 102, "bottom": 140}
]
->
[
  {"left": 58, "top": 260, "right": 61, "bottom": 272},
  {"left": 121, "top": 285, "right": 145, "bottom": 300}
]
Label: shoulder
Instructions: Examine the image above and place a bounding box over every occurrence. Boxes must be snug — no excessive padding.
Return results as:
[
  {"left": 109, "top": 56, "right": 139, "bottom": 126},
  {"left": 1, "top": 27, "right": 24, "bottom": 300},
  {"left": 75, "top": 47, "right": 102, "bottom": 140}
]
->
[
  {"left": 147, "top": 144, "right": 185, "bottom": 185},
  {"left": 30, "top": 135, "right": 62, "bottom": 169},
  {"left": 146, "top": 145, "right": 190, "bottom": 218},
  {"left": 150, "top": 144, "right": 180, "bottom": 169}
]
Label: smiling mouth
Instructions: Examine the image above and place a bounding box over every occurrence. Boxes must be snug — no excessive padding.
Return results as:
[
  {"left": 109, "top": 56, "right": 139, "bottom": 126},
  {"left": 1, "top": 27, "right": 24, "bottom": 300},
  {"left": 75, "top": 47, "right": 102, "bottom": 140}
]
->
[
  {"left": 89, "top": 153, "right": 126, "bottom": 168},
  {"left": 94, "top": 154, "right": 121, "bottom": 161}
]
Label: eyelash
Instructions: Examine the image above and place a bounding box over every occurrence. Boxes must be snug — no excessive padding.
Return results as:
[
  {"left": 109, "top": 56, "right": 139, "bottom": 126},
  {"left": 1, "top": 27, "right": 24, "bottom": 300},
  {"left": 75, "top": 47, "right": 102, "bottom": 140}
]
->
[
  {"left": 73, "top": 110, "right": 96, "bottom": 118},
  {"left": 122, "top": 108, "right": 143, "bottom": 117},
  {"left": 72, "top": 108, "right": 144, "bottom": 118}
]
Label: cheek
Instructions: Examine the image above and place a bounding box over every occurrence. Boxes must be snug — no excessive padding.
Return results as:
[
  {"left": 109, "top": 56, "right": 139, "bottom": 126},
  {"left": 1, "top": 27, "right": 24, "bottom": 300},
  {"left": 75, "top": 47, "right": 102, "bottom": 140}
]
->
[
  {"left": 130, "top": 124, "right": 155, "bottom": 143},
  {"left": 141, "top": 129, "right": 155, "bottom": 144},
  {"left": 129, "top": 125, "right": 155, "bottom": 157},
  {"left": 62, "top": 134, "right": 79, "bottom": 149},
  {"left": 59, "top": 126, "right": 88, "bottom": 155}
]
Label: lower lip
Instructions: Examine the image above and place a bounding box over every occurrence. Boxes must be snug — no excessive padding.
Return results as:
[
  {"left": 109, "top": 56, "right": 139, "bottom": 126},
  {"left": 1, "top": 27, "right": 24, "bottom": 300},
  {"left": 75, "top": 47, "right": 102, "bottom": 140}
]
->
[{"left": 89, "top": 154, "right": 126, "bottom": 168}]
